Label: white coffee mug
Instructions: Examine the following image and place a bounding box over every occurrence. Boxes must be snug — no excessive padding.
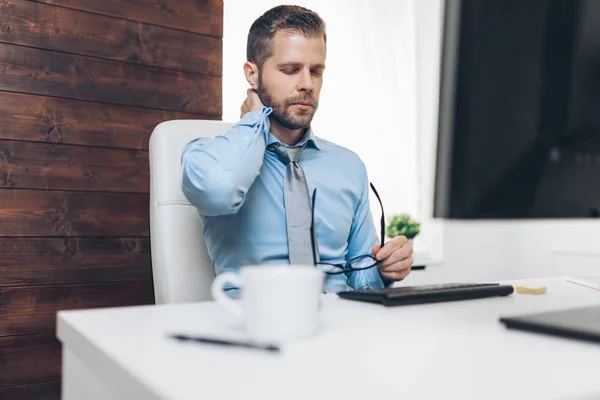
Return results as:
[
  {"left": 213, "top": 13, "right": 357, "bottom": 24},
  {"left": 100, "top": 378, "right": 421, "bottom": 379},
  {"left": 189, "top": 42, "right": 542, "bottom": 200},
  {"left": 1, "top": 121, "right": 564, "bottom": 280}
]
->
[{"left": 210, "top": 265, "right": 324, "bottom": 343}]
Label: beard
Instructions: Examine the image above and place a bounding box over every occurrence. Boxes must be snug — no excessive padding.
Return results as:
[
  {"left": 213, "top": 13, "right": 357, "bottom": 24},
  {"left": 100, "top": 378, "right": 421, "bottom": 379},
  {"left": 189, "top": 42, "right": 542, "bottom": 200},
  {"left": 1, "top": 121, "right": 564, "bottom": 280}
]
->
[{"left": 256, "top": 76, "right": 318, "bottom": 130}]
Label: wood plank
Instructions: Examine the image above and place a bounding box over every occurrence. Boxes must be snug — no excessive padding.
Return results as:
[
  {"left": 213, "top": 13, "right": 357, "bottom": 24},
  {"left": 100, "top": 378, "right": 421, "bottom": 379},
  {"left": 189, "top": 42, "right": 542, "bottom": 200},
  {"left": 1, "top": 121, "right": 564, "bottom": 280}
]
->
[
  {"left": 0, "top": 334, "right": 61, "bottom": 386},
  {"left": 0, "top": 43, "right": 222, "bottom": 115},
  {"left": 0, "top": 189, "right": 149, "bottom": 236},
  {"left": 0, "top": 280, "right": 154, "bottom": 337},
  {"left": 0, "top": 0, "right": 222, "bottom": 76},
  {"left": 0, "top": 92, "right": 217, "bottom": 150},
  {"left": 35, "top": 0, "right": 223, "bottom": 38},
  {"left": 0, "top": 237, "right": 151, "bottom": 287},
  {"left": 0, "top": 140, "right": 149, "bottom": 193},
  {"left": 0, "top": 380, "right": 60, "bottom": 400}
]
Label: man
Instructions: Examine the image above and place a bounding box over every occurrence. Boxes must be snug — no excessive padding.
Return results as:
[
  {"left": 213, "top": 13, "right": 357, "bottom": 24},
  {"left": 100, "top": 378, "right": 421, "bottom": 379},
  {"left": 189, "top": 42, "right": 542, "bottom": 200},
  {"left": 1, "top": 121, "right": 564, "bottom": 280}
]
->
[{"left": 181, "top": 5, "right": 413, "bottom": 292}]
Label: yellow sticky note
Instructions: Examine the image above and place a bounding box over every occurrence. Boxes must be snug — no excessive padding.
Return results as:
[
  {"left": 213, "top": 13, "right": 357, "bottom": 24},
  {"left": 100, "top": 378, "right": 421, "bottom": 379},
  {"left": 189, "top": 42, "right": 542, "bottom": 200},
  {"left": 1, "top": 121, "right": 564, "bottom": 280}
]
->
[{"left": 515, "top": 286, "right": 547, "bottom": 294}]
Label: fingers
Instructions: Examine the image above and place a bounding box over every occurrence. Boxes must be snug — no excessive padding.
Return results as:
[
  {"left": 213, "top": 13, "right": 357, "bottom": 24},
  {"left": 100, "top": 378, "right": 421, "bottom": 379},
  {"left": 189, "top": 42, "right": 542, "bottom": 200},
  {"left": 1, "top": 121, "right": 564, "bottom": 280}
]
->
[
  {"left": 240, "top": 99, "right": 248, "bottom": 118},
  {"left": 249, "top": 90, "right": 264, "bottom": 109},
  {"left": 240, "top": 94, "right": 252, "bottom": 117},
  {"left": 381, "top": 266, "right": 411, "bottom": 281},
  {"left": 240, "top": 89, "right": 263, "bottom": 118},
  {"left": 240, "top": 105, "right": 249, "bottom": 118},
  {"left": 378, "top": 245, "right": 413, "bottom": 269},
  {"left": 374, "top": 236, "right": 413, "bottom": 282},
  {"left": 375, "top": 236, "right": 407, "bottom": 261},
  {"left": 379, "top": 256, "right": 413, "bottom": 281},
  {"left": 371, "top": 244, "right": 381, "bottom": 256}
]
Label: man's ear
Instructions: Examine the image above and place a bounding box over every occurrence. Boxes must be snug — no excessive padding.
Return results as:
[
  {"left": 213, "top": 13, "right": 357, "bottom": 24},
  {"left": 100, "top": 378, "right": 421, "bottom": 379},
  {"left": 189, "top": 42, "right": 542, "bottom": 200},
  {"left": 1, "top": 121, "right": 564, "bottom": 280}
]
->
[{"left": 244, "top": 61, "right": 259, "bottom": 90}]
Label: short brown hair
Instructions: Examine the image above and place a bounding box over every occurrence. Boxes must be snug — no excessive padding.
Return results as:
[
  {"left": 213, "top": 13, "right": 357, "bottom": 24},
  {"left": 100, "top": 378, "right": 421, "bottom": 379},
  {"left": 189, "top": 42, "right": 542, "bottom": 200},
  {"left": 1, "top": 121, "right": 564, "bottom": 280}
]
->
[{"left": 247, "top": 5, "right": 327, "bottom": 70}]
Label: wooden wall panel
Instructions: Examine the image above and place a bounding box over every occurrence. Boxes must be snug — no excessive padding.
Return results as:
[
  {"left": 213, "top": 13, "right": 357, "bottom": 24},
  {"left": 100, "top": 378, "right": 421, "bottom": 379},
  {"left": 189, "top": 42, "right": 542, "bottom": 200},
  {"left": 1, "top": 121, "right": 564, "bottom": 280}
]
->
[
  {"left": 0, "top": 140, "right": 150, "bottom": 193},
  {"left": 0, "top": 190, "right": 149, "bottom": 236},
  {"left": 0, "top": 334, "right": 62, "bottom": 386},
  {"left": 0, "top": 43, "right": 221, "bottom": 114},
  {"left": 0, "top": 0, "right": 222, "bottom": 75},
  {"left": 0, "top": 281, "right": 154, "bottom": 336},
  {"left": 35, "top": 0, "right": 224, "bottom": 37},
  {"left": 0, "top": 380, "right": 60, "bottom": 400},
  {"left": 0, "top": 237, "right": 151, "bottom": 287},
  {"left": 0, "top": 92, "right": 215, "bottom": 149},
  {"left": 0, "top": 0, "right": 223, "bottom": 393}
]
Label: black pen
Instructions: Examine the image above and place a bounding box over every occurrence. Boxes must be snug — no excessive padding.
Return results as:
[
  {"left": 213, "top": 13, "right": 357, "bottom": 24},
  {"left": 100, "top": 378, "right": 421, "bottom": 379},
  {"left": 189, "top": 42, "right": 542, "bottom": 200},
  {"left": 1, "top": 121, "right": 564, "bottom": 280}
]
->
[{"left": 168, "top": 334, "right": 281, "bottom": 353}]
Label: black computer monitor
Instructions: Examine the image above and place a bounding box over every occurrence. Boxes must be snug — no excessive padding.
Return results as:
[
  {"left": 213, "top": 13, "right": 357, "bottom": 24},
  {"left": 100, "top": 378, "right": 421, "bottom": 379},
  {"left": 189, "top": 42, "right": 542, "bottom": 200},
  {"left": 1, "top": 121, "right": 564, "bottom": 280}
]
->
[{"left": 434, "top": 0, "right": 600, "bottom": 219}]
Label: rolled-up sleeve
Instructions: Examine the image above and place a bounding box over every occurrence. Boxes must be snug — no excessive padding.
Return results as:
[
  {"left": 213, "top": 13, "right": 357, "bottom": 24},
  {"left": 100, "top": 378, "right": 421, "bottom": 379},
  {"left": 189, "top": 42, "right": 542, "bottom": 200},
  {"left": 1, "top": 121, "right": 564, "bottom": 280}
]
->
[{"left": 180, "top": 107, "right": 272, "bottom": 216}]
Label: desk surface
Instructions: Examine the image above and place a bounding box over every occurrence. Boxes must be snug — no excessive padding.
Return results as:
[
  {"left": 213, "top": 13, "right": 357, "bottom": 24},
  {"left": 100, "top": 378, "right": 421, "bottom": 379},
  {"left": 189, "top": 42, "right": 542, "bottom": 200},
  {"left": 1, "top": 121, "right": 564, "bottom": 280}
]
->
[{"left": 57, "top": 277, "right": 600, "bottom": 400}]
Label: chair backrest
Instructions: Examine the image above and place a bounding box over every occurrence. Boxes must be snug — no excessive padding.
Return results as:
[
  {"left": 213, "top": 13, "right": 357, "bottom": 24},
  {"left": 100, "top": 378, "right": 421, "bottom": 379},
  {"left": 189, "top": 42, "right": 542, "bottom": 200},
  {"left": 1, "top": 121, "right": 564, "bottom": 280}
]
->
[{"left": 149, "top": 120, "right": 233, "bottom": 304}]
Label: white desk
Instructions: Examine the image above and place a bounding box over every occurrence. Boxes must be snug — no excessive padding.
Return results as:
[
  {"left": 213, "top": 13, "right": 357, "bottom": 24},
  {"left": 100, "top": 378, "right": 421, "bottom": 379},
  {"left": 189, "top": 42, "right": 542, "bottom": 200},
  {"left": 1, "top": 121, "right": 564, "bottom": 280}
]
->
[{"left": 57, "top": 277, "right": 600, "bottom": 400}]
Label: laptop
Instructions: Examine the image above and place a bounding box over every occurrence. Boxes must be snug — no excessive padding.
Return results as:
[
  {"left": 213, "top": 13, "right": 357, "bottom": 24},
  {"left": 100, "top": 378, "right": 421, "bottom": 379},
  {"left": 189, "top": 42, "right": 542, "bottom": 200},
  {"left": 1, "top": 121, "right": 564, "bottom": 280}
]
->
[{"left": 499, "top": 305, "right": 600, "bottom": 344}]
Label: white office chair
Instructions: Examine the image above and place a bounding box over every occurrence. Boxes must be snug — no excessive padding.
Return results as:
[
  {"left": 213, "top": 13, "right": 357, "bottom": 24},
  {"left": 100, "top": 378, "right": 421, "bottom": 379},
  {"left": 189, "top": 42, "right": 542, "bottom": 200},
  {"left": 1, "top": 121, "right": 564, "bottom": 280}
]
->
[{"left": 149, "top": 120, "right": 233, "bottom": 304}]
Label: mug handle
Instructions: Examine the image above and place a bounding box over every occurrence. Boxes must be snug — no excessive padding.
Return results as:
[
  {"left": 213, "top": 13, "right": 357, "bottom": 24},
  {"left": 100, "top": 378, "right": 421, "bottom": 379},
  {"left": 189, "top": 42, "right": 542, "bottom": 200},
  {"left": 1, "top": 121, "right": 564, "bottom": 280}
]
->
[{"left": 210, "top": 272, "right": 244, "bottom": 317}]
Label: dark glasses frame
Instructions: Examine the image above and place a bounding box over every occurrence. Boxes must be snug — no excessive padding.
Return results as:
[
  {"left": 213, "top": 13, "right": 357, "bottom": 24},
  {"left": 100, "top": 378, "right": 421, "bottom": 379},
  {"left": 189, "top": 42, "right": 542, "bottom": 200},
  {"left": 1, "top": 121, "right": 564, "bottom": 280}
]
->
[{"left": 310, "top": 183, "right": 385, "bottom": 275}]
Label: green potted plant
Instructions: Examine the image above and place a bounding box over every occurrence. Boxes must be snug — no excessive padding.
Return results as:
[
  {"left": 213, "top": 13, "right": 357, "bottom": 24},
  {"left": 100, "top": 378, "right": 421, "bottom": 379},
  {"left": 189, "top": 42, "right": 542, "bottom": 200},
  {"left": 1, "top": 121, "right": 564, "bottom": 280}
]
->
[{"left": 385, "top": 214, "right": 420, "bottom": 244}]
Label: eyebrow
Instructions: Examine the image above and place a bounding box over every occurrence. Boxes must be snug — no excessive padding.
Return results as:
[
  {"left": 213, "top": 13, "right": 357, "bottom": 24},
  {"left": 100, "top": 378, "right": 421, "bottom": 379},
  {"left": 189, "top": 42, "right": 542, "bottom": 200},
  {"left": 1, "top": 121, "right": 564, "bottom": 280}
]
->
[{"left": 276, "top": 62, "right": 326, "bottom": 69}]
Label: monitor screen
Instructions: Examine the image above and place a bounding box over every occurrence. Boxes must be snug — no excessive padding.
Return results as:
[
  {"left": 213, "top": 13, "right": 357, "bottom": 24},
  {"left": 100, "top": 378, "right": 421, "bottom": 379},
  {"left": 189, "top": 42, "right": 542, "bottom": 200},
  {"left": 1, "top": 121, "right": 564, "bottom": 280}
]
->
[{"left": 434, "top": 0, "right": 600, "bottom": 219}]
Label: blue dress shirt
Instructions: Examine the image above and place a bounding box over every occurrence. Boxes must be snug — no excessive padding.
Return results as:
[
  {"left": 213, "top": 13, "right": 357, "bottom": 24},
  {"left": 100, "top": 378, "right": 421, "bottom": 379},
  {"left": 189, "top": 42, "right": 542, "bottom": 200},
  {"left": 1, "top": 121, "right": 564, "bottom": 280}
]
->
[{"left": 180, "top": 107, "right": 385, "bottom": 292}]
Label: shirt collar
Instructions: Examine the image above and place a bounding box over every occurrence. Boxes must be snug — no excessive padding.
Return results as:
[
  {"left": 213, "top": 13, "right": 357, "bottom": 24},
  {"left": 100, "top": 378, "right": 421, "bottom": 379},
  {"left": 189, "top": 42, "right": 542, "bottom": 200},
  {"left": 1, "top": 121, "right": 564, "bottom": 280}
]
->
[{"left": 266, "top": 126, "right": 321, "bottom": 150}]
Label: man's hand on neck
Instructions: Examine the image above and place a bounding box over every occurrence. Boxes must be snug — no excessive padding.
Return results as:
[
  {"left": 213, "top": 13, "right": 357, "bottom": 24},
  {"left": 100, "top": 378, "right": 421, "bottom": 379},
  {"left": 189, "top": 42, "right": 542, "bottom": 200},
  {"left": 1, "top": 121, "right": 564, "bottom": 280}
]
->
[{"left": 269, "top": 116, "right": 307, "bottom": 146}]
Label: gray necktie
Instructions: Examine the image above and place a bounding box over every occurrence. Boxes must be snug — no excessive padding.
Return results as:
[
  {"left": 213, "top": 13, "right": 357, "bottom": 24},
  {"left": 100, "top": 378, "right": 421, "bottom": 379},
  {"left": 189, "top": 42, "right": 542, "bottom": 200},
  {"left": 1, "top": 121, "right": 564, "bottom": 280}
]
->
[{"left": 274, "top": 144, "right": 319, "bottom": 265}]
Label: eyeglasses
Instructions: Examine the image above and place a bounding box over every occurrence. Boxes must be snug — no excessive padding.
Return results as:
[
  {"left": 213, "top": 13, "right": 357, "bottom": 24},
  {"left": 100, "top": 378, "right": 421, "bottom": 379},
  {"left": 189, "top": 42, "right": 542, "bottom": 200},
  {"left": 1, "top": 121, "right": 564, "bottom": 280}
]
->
[{"left": 310, "top": 183, "right": 385, "bottom": 275}]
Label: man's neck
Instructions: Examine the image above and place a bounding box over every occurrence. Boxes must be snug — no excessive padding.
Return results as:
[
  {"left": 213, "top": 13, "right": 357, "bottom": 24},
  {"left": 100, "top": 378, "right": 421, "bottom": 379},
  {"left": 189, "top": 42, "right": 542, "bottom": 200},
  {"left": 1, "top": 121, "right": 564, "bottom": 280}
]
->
[{"left": 269, "top": 117, "right": 307, "bottom": 146}]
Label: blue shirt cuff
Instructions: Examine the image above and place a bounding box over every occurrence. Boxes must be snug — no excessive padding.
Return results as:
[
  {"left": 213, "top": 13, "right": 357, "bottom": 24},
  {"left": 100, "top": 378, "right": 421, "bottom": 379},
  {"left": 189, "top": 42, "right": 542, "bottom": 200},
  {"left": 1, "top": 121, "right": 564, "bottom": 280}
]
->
[{"left": 240, "top": 107, "right": 273, "bottom": 142}]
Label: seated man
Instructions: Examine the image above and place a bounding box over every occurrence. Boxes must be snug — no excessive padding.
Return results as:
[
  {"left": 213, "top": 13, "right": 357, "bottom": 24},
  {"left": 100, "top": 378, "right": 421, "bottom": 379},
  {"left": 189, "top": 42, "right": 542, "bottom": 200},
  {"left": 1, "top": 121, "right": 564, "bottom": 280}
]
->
[{"left": 181, "top": 5, "right": 413, "bottom": 292}]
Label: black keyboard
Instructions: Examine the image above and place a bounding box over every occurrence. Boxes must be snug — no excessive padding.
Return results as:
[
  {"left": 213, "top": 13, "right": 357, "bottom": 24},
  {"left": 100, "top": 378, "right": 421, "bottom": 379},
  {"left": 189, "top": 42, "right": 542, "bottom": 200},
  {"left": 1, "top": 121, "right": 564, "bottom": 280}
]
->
[{"left": 337, "top": 283, "right": 514, "bottom": 306}]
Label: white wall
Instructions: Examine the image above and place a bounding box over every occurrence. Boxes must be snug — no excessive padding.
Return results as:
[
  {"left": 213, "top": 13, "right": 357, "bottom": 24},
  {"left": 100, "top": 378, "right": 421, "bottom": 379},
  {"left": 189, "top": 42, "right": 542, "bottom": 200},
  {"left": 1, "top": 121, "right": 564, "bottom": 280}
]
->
[
  {"left": 407, "top": 220, "right": 600, "bottom": 286},
  {"left": 439, "top": 221, "right": 600, "bottom": 282}
]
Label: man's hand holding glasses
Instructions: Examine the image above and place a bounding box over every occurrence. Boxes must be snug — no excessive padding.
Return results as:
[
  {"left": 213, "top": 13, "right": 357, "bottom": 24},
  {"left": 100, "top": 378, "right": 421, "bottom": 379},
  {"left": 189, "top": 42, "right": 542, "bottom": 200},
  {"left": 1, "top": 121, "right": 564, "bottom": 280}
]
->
[
  {"left": 310, "top": 183, "right": 413, "bottom": 282},
  {"left": 371, "top": 235, "right": 413, "bottom": 282}
]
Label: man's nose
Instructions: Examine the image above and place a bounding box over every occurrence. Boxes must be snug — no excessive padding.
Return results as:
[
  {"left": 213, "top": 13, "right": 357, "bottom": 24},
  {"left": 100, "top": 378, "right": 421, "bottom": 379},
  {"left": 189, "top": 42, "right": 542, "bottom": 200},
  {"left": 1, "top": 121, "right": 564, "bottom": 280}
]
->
[{"left": 297, "top": 69, "right": 315, "bottom": 92}]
